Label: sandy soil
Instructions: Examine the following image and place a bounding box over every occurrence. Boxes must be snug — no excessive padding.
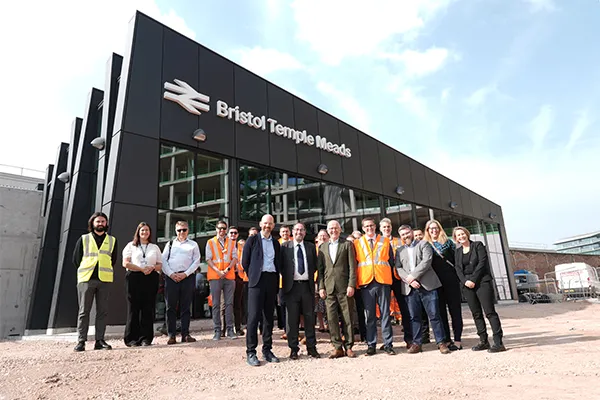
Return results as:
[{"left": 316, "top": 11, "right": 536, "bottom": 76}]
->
[{"left": 1, "top": 301, "right": 599, "bottom": 400}]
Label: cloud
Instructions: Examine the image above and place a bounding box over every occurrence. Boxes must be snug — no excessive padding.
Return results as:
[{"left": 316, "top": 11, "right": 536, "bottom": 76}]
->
[
  {"left": 465, "top": 84, "right": 497, "bottom": 108},
  {"left": 232, "top": 46, "right": 305, "bottom": 76},
  {"left": 523, "top": 0, "right": 557, "bottom": 13},
  {"left": 291, "top": 0, "right": 451, "bottom": 65},
  {"left": 397, "top": 87, "right": 429, "bottom": 119},
  {"left": 316, "top": 82, "right": 369, "bottom": 133},
  {"left": 380, "top": 47, "right": 451, "bottom": 78},
  {"left": 529, "top": 105, "right": 554, "bottom": 151},
  {"left": 566, "top": 109, "right": 592, "bottom": 151},
  {"left": 0, "top": 0, "right": 195, "bottom": 172},
  {"left": 440, "top": 88, "right": 451, "bottom": 104}
]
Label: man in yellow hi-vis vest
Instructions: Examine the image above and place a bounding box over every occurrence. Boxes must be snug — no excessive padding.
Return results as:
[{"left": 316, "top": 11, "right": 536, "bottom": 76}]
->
[{"left": 73, "top": 212, "right": 118, "bottom": 352}]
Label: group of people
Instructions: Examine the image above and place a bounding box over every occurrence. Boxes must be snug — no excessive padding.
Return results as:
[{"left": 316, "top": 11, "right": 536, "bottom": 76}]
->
[{"left": 72, "top": 211, "right": 506, "bottom": 366}]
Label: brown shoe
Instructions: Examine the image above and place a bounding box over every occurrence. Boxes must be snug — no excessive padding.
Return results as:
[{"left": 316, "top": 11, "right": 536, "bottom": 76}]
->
[
  {"left": 439, "top": 343, "right": 451, "bottom": 354},
  {"left": 407, "top": 344, "right": 422, "bottom": 354},
  {"left": 167, "top": 336, "right": 177, "bottom": 345},
  {"left": 300, "top": 336, "right": 306, "bottom": 345},
  {"left": 328, "top": 349, "right": 345, "bottom": 359},
  {"left": 182, "top": 335, "right": 196, "bottom": 343},
  {"left": 345, "top": 348, "right": 356, "bottom": 358},
  {"left": 405, "top": 342, "right": 412, "bottom": 350},
  {"left": 281, "top": 333, "right": 287, "bottom": 340}
]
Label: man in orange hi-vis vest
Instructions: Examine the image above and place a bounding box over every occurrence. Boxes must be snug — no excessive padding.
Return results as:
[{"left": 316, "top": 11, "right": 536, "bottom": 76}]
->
[
  {"left": 206, "top": 220, "right": 238, "bottom": 341},
  {"left": 354, "top": 217, "right": 396, "bottom": 356}
]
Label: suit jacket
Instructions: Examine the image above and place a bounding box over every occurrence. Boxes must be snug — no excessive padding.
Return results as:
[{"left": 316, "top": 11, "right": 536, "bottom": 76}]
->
[
  {"left": 241, "top": 233, "right": 281, "bottom": 288},
  {"left": 280, "top": 240, "right": 316, "bottom": 295},
  {"left": 317, "top": 240, "right": 357, "bottom": 294},
  {"left": 395, "top": 240, "right": 441, "bottom": 295},
  {"left": 454, "top": 240, "right": 492, "bottom": 286}
]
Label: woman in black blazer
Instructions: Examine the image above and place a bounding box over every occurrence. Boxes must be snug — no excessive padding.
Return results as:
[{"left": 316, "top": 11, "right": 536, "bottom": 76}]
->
[{"left": 452, "top": 226, "right": 506, "bottom": 353}]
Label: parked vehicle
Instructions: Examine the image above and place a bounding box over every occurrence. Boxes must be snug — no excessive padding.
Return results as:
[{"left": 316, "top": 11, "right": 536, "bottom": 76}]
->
[
  {"left": 554, "top": 263, "right": 600, "bottom": 298},
  {"left": 514, "top": 269, "right": 541, "bottom": 295}
]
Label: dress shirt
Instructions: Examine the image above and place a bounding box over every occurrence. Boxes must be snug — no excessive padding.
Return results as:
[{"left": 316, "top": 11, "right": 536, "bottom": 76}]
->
[
  {"left": 205, "top": 236, "right": 238, "bottom": 262},
  {"left": 365, "top": 234, "right": 376, "bottom": 250},
  {"left": 161, "top": 238, "right": 201, "bottom": 277},
  {"left": 405, "top": 239, "right": 418, "bottom": 272},
  {"left": 328, "top": 239, "right": 339, "bottom": 264},
  {"left": 122, "top": 242, "right": 162, "bottom": 268},
  {"left": 293, "top": 240, "right": 309, "bottom": 280},
  {"left": 260, "top": 233, "right": 276, "bottom": 273}
]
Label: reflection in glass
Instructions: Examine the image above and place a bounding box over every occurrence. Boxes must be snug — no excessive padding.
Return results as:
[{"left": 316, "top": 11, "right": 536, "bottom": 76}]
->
[
  {"left": 384, "top": 198, "right": 413, "bottom": 231},
  {"left": 159, "top": 145, "right": 195, "bottom": 211},
  {"left": 296, "top": 177, "right": 323, "bottom": 225},
  {"left": 414, "top": 205, "right": 431, "bottom": 231},
  {"left": 157, "top": 210, "right": 196, "bottom": 245},
  {"left": 483, "top": 222, "right": 511, "bottom": 300},
  {"left": 431, "top": 210, "right": 460, "bottom": 237}
]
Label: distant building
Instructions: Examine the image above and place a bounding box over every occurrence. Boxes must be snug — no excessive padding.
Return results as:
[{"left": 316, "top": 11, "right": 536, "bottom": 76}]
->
[{"left": 554, "top": 231, "right": 600, "bottom": 256}]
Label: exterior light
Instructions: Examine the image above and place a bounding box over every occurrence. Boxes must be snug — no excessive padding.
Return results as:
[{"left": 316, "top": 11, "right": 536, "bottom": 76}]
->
[
  {"left": 90, "top": 137, "right": 106, "bottom": 150},
  {"left": 449, "top": 201, "right": 458, "bottom": 209},
  {"left": 57, "top": 172, "right": 70, "bottom": 183},
  {"left": 395, "top": 186, "right": 405, "bottom": 196},
  {"left": 317, "top": 164, "right": 328, "bottom": 175},
  {"left": 193, "top": 128, "right": 206, "bottom": 142},
  {"left": 489, "top": 212, "right": 497, "bottom": 219}
]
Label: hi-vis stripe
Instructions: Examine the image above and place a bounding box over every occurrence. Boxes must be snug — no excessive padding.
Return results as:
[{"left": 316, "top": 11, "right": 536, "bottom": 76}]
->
[
  {"left": 357, "top": 236, "right": 389, "bottom": 268},
  {"left": 82, "top": 234, "right": 114, "bottom": 273}
]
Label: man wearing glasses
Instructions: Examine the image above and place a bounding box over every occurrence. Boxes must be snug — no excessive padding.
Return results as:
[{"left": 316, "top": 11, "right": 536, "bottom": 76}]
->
[
  {"left": 228, "top": 226, "right": 246, "bottom": 336},
  {"left": 161, "top": 221, "right": 201, "bottom": 344},
  {"left": 206, "top": 221, "right": 238, "bottom": 340}
]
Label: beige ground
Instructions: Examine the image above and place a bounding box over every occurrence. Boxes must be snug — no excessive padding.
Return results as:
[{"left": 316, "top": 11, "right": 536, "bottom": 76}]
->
[{"left": 1, "top": 301, "right": 599, "bottom": 400}]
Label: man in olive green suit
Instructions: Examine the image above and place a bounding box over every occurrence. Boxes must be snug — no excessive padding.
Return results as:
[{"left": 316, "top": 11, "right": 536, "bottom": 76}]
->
[{"left": 317, "top": 220, "right": 357, "bottom": 359}]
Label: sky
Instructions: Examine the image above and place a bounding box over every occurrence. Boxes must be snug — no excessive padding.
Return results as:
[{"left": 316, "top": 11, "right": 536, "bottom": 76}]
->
[{"left": 1, "top": 0, "right": 598, "bottom": 247}]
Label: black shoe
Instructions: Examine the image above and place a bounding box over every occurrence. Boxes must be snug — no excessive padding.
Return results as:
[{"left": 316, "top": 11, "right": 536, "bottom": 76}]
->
[
  {"left": 307, "top": 347, "right": 321, "bottom": 358},
  {"left": 472, "top": 342, "right": 490, "bottom": 351},
  {"left": 94, "top": 340, "right": 112, "bottom": 350},
  {"left": 263, "top": 350, "right": 280, "bottom": 363},
  {"left": 289, "top": 350, "right": 299, "bottom": 360},
  {"left": 488, "top": 344, "right": 507, "bottom": 353},
  {"left": 383, "top": 346, "right": 396, "bottom": 355},
  {"left": 126, "top": 340, "right": 140, "bottom": 347},
  {"left": 74, "top": 341, "right": 85, "bottom": 352},
  {"left": 448, "top": 343, "right": 462, "bottom": 351},
  {"left": 379, "top": 344, "right": 385, "bottom": 351},
  {"left": 366, "top": 346, "right": 376, "bottom": 356},
  {"left": 141, "top": 341, "right": 152, "bottom": 346},
  {"left": 247, "top": 353, "right": 260, "bottom": 367}
]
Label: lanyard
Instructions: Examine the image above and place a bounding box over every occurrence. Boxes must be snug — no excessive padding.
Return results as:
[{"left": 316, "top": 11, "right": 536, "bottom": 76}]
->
[{"left": 140, "top": 244, "right": 148, "bottom": 259}]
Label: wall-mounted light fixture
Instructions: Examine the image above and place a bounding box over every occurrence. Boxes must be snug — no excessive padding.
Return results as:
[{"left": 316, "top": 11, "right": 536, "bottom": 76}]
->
[
  {"left": 193, "top": 128, "right": 206, "bottom": 142},
  {"left": 395, "top": 186, "right": 405, "bottom": 196},
  {"left": 57, "top": 172, "right": 70, "bottom": 183},
  {"left": 488, "top": 212, "right": 497, "bottom": 219},
  {"left": 317, "top": 164, "right": 328, "bottom": 175},
  {"left": 449, "top": 201, "right": 458, "bottom": 209},
  {"left": 90, "top": 137, "right": 106, "bottom": 150}
]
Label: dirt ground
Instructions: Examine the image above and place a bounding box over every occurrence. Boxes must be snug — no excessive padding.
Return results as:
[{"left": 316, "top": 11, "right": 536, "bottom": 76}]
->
[{"left": 1, "top": 301, "right": 599, "bottom": 400}]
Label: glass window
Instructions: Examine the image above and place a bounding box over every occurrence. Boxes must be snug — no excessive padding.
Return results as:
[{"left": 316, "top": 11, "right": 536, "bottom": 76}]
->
[
  {"left": 270, "top": 171, "right": 298, "bottom": 224},
  {"left": 239, "top": 164, "right": 271, "bottom": 222},
  {"left": 156, "top": 210, "right": 196, "bottom": 245},
  {"left": 340, "top": 189, "right": 382, "bottom": 235},
  {"left": 431, "top": 209, "right": 461, "bottom": 238},
  {"left": 384, "top": 198, "right": 413, "bottom": 232},
  {"left": 159, "top": 145, "right": 195, "bottom": 211},
  {"left": 482, "top": 222, "right": 511, "bottom": 300},
  {"left": 414, "top": 205, "right": 430, "bottom": 231},
  {"left": 296, "top": 177, "right": 323, "bottom": 225}
]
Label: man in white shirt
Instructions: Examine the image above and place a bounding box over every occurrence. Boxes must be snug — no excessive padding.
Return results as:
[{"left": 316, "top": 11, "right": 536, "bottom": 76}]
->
[
  {"left": 161, "top": 221, "right": 201, "bottom": 345},
  {"left": 280, "top": 223, "right": 320, "bottom": 360}
]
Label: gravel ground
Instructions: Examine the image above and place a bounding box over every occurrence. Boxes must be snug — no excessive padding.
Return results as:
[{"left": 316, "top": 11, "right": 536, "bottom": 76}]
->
[{"left": 1, "top": 301, "right": 599, "bottom": 400}]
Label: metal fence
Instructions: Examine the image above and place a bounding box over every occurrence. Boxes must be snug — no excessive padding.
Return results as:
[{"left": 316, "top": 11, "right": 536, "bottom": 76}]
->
[{"left": 513, "top": 270, "right": 600, "bottom": 304}]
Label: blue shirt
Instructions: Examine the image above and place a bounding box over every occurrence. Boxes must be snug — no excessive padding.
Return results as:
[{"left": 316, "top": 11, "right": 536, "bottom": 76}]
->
[{"left": 260, "top": 233, "right": 276, "bottom": 273}]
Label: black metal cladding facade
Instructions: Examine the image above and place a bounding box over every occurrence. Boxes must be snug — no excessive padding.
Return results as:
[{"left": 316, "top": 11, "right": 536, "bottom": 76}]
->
[{"left": 27, "top": 11, "right": 516, "bottom": 330}]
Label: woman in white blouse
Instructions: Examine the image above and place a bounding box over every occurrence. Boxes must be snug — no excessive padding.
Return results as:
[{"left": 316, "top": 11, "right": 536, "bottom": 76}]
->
[{"left": 122, "top": 222, "right": 162, "bottom": 346}]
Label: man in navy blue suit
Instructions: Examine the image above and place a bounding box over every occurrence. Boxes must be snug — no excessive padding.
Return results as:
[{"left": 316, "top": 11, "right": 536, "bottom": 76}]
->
[{"left": 243, "top": 214, "right": 281, "bottom": 366}]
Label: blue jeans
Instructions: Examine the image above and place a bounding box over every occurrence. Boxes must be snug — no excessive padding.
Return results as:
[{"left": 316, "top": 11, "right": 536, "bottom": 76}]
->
[
  {"left": 406, "top": 288, "right": 446, "bottom": 345},
  {"left": 360, "top": 281, "right": 394, "bottom": 348}
]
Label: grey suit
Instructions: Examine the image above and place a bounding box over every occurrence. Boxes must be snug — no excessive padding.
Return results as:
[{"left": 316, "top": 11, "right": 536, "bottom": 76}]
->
[
  {"left": 395, "top": 240, "right": 446, "bottom": 345},
  {"left": 317, "top": 240, "right": 356, "bottom": 350}
]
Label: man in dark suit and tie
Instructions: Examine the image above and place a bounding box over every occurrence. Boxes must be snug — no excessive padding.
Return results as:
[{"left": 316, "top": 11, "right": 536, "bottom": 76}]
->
[
  {"left": 281, "top": 222, "right": 321, "bottom": 360},
  {"left": 242, "top": 214, "right": 281, "bottom": 366},
  {"left": 317, "top": 220, "right": 358, "bottom": 358}
]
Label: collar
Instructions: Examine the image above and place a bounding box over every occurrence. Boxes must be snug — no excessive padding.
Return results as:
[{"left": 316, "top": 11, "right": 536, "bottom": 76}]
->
[
  {"left": 329, "top": 239, "right": 339, "bottom": 245},
  {"left": 406, "top": 239, "right": 419, "bottom": 248},
  {"left": 365, "top": 234, "right": 376, "bottom": 241},
  {"left": 261, "top": 232, "right": 272, "bottom": 241},
  {"left": 294, "top": 239, "right": 304, "bottom": 246},
  {"left": 176, "top": 237, "right": 189, "bottom": 243}
]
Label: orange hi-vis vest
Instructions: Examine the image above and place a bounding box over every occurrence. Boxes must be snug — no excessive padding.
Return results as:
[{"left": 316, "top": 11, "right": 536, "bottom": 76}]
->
[
  {"left": 387, "top": 236, "right": 401, "bottom": 280},
  {"left": 237, "top": 242, "right": 248, "bottom": 282},
  {"left": 354, "top": 235, "right": 392, "bottom": 286},
  {"left": 207, "top": 236, "right": 235, "bottom": 280}
]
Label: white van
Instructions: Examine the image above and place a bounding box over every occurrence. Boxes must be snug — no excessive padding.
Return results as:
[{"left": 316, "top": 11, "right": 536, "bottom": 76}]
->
[{"left": 554, "top": 263, "right": 600, "bottom": 297}]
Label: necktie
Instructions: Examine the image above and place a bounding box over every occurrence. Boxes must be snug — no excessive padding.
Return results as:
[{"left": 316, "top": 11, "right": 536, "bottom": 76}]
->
[
  {"left": 297, "top": 244, "right": 305, "bottom": 275},
  {"left": 369, "top": 239, "right": 374, "bottom": 251}
]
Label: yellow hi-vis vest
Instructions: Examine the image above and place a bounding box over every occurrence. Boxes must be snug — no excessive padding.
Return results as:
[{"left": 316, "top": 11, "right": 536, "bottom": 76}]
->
[
  {"left": 207, "top": 236, "right": 235, "bottom": 280},
  {"left": 354, "top": 235, "right": 392, "bottom": 287},
  {"left": 78, "top": 233, "right": 115, "bottom": 283}
]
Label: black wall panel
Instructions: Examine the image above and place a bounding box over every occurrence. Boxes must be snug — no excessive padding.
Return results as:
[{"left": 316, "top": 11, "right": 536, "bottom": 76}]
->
[
  {"left": 294, "top": 98, "right": 321, "bottom": 180},
  {"left": 448, "top": 181, "right": 464, "bottom": 215},
  {"left": 470, "top": 192, "right": 483, "bottom": 220},
  {"left": 377, "top": 143, "right": 398, "bottom": 198},
  {"left": 459, "top": 186, "right": 474, "bottom": 218},
  {"left": 121, "top": 14, "right": 163, "bottom": 138},
  {"left": 102, "top": 130, "right": 122, "bottom": 207},
  {"left": 234, "top": 67, "right": 269, "bottom": 165},
  {"left": 160, "top": 28, "right": 199, "bottom": 148},
  {"left": 357, "top": 134, "right": 382, "bottom": 194},
  {"left": 317, "top": 111, "right": 343, "bottom": 185},
  {"left": 338, "top": 122, "right": 362, "bottom": 189},
  {"left": 267, "top": 84, "right": 297, "bottom": 172},
  {"left": 409, "top": 160, "right": 428, "bottom": 206},
  {"left": 394, "top": 153, "right": 415, "bottom": 203},
  {"left": 424, "top": 167, "right": 442, "bottom": 209},
  {"left": 437, "top": 176, "right": 452, "bottom": 210}
]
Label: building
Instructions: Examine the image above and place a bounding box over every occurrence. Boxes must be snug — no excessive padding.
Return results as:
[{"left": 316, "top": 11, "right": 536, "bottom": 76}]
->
[
  {"left": 554, "top": 231, "right": 600, "bottom": 256},
  {"left": 25, "top": 11, "right": 516, "bottom": 333}
]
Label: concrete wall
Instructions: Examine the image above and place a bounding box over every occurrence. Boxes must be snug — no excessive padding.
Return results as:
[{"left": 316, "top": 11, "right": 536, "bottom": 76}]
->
[
  {"left": 0, "top": 172, "right": 44, "bottom": 190},
  {"left": 509, "top": 248, "right": 600, "bottom": 278},
  {"left": 0, "top": 186, "right": 43, "bottom": 338}
]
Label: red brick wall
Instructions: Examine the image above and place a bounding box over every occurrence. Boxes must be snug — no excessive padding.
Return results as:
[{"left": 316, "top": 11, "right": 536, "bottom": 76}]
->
[{"left": 509, "top": 250, "right": 600, "bottom": 278}]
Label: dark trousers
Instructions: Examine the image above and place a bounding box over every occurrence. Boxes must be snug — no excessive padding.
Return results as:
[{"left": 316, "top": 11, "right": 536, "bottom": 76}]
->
[
  {"left": 360, "top": 281, "right": 394, "bottom": 348},
  {"left": 353, "top": 287, "right": 367, "bottom": 341},
  {"left": 391, "top": 278, "right": 412, "bottom": 343},
  {"left": 406, "top": 288, "right": 446, "bottom": 345},
  {"left": 233, "top": 277, "right": 245, "bottom": 332},
  {"left": 325, "top": 291, "right": 355, "bottom": 350},
  {"left": 435, "top": 268, "right": 464, "bottom": 342},
  {"left": 124, "top": 271, "right": 159, "bottom": 345},
  {"left": 277, "top": 288, "right": 286, "bottom": 331},
  {"left": 246, "top": 272, "right": 278, "bottom": 356},
  {"left": 284, "top": 281, "right": 316, "bottom": 351},
  {"left": 463, "top": 280, "right": 503, "bottom": 345},
  {"left": 242, "top": 282, "right": 248, "bottom": 325},
  {"left": 77, "top": 279, "right": 111, "bottom": 342},
  {"left": 164, "top": 274, "right": 195, "bottom": 338}
]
